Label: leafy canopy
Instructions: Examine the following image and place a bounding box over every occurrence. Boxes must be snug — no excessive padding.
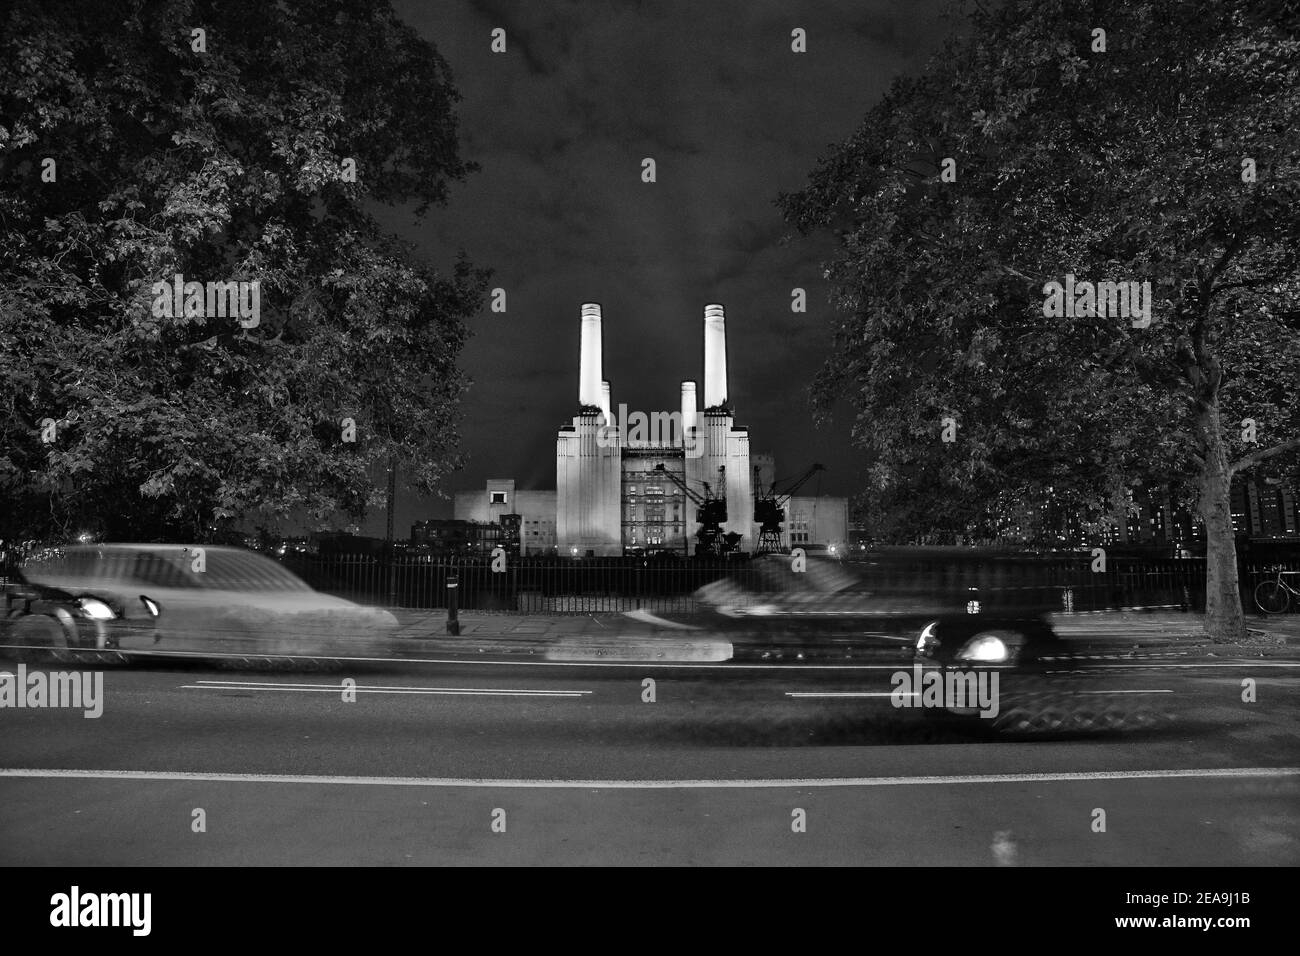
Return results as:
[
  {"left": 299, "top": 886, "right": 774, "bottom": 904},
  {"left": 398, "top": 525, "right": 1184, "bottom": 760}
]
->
[
  {"left": 1, "top": 0, "right": 489, "bottom": 541},
  {"left": 780, "top": 0, "right": 1299, "bottom": 542}
]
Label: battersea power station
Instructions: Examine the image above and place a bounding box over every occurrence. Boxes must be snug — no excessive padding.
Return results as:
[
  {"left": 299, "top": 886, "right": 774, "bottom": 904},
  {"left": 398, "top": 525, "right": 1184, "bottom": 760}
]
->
[{"left": 451, "top": 303, "right": 848, "bottom": 557}]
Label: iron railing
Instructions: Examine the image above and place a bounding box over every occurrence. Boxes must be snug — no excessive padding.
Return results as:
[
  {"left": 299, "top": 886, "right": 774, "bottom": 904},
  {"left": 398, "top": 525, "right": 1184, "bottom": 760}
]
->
[
  {"left": 5, "top": 542, "right": 1293, "bottom": 615},
  {"left": 271, "top": 551, "right": 1300, "bottom": 614}
]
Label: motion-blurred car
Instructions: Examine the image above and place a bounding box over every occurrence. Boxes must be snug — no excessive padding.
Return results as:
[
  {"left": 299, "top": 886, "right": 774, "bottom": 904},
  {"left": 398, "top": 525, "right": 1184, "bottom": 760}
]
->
[
  {"left": 18, "top": 544, "right": 398, "bottom": 657},
  {"left": 688, "top": 550, "right": 1162, "bottom": 734},
  {"left": 691, "top": 550, "right": 1061, "bottom": 658},
  {"left": 1, "top": 577, "right": 161, "bottom": 662}
]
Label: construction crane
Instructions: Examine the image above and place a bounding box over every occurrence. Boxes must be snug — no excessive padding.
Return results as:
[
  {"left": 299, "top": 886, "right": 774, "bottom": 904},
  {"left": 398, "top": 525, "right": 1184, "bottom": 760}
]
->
[
  {"left": 753, "top": 463, "right": 826, "bottom": 554},
  {"left": 653, "top": 464, "right": 732, "bottom": 557}
]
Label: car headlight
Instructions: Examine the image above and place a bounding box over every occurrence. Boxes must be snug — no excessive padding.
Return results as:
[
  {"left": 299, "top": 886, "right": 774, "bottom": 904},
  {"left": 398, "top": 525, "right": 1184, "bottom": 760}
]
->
[
  {"left": 78, "top": 597, "right": 117, "bottom": 620},
  {"left": 956, "top": 634, "right": 1009, "bottom": 663},
  {"left": 916, "top": 621, "right": 940, "bottom": 656},
  {"left": 140, "top": 596, "right": 161, "bottom": 617}
]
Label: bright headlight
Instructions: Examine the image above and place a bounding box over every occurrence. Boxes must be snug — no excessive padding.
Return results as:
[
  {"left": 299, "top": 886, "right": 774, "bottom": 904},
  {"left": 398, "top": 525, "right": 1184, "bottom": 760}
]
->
[
  {"left": 957, "top": 634, "right": 1009, "bottom": 663},
  {"left": 79, "top": 597, "right": 117, "bottom": 620},
  {"left": 916, "top": 621, "right": 940, "bottom": 656}
]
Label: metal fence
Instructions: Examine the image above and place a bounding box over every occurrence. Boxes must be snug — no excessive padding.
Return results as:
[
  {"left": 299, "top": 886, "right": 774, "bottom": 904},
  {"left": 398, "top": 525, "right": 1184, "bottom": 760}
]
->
[
  {"left": 273, "top": 551, "right": 1300, "bottom": 614},
  {"left": 280, "top": 554, "right": 752, "bottom": 613},
  {"left": 3, "top": 543, "right": 1294, "bottom": 615}
]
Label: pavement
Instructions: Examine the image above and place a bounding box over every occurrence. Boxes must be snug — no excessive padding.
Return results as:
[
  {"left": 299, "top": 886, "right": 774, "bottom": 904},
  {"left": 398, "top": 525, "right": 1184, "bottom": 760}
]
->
[{"left": 388, "top": 607, "right": 1300, "bottom": 661}]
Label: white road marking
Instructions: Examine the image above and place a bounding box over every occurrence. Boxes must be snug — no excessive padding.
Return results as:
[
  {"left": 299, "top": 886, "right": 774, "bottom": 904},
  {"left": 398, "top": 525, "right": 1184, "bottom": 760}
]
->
[
  {"left": 183, "top": 680, "right": 590, "bottom": 698},
  {"left": 194, "top": 679, "right": 588, "bottom": 692},
  {"left": 1, "top": 767, "right": 1296, "bottom": 789},
  {"left": 1062, "top": 662, "right": 1300, "bottom": 670},
  {"left": 786, "top": 689, "right": 1173, "bottom": 698},
  {"left": 181, "top": 687, "right": 586, "bottom": 698}
]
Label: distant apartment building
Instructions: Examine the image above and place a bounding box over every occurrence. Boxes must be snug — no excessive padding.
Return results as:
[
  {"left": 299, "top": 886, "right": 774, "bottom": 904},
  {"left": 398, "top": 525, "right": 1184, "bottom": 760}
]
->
[
  {"left": 785, "top": 496, "right": 850, "bottom": 552},
  {"left": 984, "top": 472, "right": 1299, "bottom": 550},
  {"left": 1232, "top": 476, "right": 1299, "bottom": 539},
  {"left": 1103, "top": 476, "right": 1298, "bottom": 547},
  {"left": 410, "top": 519, "right": 503, "bottom": 555},
  {"left": 453, "top": 480, "right": 558, "bottom": 556}
]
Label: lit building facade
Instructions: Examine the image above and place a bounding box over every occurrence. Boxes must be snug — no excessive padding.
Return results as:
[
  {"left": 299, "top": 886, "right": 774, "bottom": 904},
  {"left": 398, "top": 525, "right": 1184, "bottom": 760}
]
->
[
  {"left": 555, "top": 302, "right": 756, "bottom": 557},
  {"left": 451, "top": 302, "right": 848, "bottom": 556},
  {"left": 786, "top": 496, "right": 851, "bottom": 553},
  {"left": 453, "top": 480, "right": 558, "bottom": 555}
]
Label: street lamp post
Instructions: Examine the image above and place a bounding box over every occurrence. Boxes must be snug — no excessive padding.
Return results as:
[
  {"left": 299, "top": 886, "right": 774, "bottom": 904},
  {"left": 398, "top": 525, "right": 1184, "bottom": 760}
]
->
[
  {"left": 446, "top": 568, "right": 460, "bottom": 635},
  {"left": 386, "top": 456, "right": 398, "bottom": 607}
]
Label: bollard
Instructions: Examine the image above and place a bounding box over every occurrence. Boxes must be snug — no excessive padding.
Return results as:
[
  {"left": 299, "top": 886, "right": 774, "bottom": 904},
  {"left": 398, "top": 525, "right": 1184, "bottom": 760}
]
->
[{"left": 446, "top": 571, "right": 460, "bottom": 635}]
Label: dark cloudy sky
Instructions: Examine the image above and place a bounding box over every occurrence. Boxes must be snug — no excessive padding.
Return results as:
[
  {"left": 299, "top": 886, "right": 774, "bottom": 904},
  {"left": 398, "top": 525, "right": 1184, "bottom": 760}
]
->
[{"left": 363, "top": 0, "right": 954, "bottom": 533}]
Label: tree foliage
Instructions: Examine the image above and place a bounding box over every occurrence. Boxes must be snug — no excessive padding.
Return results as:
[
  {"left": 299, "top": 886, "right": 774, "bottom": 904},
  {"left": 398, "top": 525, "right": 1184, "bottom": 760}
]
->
[
  {"left": 780, "top": 0, "right": 1299, "bottom": 637},
  {"left": 783, "top": 0, "right": 1300, "bottom": 530},
  {"left": 0, "top": 0, "right": 489, "bottom": 542}
]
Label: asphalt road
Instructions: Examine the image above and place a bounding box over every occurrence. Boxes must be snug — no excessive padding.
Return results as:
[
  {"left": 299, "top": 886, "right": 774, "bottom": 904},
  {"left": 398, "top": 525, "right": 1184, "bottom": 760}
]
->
[{"left": 2, "top": 650, "right": 1298, "bottom": 865}]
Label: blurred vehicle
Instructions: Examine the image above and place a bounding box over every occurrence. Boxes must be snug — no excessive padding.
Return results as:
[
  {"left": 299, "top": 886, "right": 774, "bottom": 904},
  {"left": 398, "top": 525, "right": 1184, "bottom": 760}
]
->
[
  {"left": 689, "top": 551, "right": 1161, "bottom": 734},
  {"left": 1, "top": 578, "right": 161, "bottom": 662},
  {"left": 18, "top": 544, "right": 398, "bottom": 656},
  {"left": 693, "top": 552, "right": 1061, "bottom": 660}
]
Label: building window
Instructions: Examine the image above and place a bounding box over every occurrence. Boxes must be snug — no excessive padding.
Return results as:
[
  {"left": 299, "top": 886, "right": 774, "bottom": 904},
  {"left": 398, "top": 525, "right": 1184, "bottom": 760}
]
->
[{"left": 490, "top": 491, "right": 507, "bottom": 504}]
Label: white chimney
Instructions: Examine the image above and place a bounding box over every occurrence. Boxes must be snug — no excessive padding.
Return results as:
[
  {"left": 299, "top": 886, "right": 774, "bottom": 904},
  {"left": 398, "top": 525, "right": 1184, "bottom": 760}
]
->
[
  {"left": 703, "top": 303, "right": 728, "bottom": 409},
  {"left": 601, "top": 381, "right": 612, "bottom": 425},
  {"left": 680, "top": 381, "right": 697, "bottom": 436},
  {"left": 579, "top": 303, "right": 603, "bottom": 408}
]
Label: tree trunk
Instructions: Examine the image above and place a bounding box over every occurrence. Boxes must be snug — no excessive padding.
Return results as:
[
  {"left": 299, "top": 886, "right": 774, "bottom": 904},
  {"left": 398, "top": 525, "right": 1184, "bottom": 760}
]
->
[{"left": 1198, "top": 402, "right": 1245, "bottom": 643}]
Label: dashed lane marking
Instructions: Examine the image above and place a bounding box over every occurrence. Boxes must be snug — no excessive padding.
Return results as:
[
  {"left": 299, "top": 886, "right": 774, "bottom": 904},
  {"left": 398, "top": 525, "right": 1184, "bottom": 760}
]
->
[
  {"left": 784, "top": 688, "right": 1175, "bottom": 699},
  {"left": 182, "top": 679, "right": 591, "bottom": 698}
]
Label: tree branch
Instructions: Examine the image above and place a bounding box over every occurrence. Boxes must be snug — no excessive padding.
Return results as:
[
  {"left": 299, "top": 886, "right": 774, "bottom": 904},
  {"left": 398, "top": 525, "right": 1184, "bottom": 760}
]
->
[
  {"left": 1231, "top": 436, "right": 1300, "bottom": 476},
  {"left": 1207, "top": 231, "right": 1249, "bottom": 291},
  {"left": 1181, "top": 234, "right": 1251, "bottom": 394},
  {"left": 1213, "top": 272, "right": 1291, "bottom": 295},
  {"left": 1000, "top": 264, "right": 1048, "bottom": 284}
]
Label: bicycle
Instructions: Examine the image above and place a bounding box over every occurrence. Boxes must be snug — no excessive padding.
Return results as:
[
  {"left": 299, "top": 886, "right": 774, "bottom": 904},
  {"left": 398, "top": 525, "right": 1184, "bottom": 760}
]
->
[{"left": 1254, "top": 567, "right": 1300, "bottom": 614}]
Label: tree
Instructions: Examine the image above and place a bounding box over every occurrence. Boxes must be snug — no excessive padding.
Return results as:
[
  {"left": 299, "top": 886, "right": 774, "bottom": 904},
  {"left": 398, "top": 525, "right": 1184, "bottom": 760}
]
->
[
  {"left": 0, "top": 0, "right": 489, "bottom": 543},
  {"left": 780, "top": 0, "right": 1300, "bottom": 640}
]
